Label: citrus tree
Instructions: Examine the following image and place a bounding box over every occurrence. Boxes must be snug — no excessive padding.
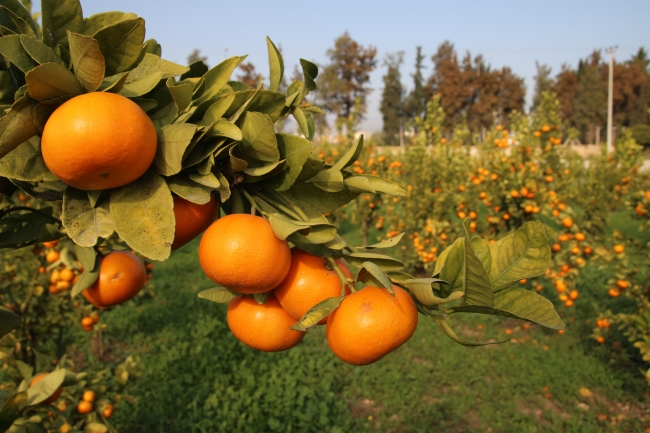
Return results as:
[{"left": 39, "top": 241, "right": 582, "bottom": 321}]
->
[{"left": 0, "top": 0, "right": 563, "bottom": 430}]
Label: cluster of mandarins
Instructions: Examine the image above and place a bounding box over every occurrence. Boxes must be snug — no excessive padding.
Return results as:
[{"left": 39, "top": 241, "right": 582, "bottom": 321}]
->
[
  {"left": 198, "top": 214, "right": 419, "bottom": 365},
  {"left": 30, "top": 373, "right": 114, "bottom": 418}
]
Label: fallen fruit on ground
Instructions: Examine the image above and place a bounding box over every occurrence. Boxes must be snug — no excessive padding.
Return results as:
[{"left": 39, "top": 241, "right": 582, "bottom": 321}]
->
[
  {"left": 275, "top": 249, "right": 353, "bottom": 324},
  {"left": 227, "top": 293, "right": 304, "bottom": 352},
  {"left": 199, "top": 214, "right": 291, "bottom": 294},
  {"left": 82, "top": 251, "right": 146, "bottom": 308},
  {"left": 41, "top": 92, "right": 157, "bottom": 191},
  {"left": 171, "top": 195, "right": 220, "bottom": 250},
  {"left": 326, "top": 285, "right": 418, "bottom": 365}
]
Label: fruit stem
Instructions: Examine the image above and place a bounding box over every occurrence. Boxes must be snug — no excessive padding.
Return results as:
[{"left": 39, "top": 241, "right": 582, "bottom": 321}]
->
[{"left": 324, "top": 251, "right": 355, "bottom": 295}]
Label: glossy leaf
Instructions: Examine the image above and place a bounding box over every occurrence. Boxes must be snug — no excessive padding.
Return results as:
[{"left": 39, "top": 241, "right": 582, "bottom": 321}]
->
[
  {"left": 449, "top": 288, "right": 565, "bottom": 330},
  {"left": 110, "top": 171, "right": 174, "bottom": 261},
  {"left": 344, "top": 252, "right": 404, "bottom": 272},
  {"left": 0, "top": 34, "right": 36, "bottom": 72},
  {"left": 265, "top": 133, "right": 313, "bottom": 191},
  {"left": 300, "top": 58, "right": 318, "bottom": 92},
  {"left": 62, "top": 187, "right": 114, "bottom": 247},
  {"left": 266, "top": 36, "right": 283, "bottom": 92},
  {"left": 198, "top": 287, "right": 238, "bottom": 304},
  {"left": 27, "top": 369, "right": 65, "bottom": 405},
  {"left": 67, "top": 31, "right": 105, "bottom": 91},
  {"left": 25, "top": 62, "right": 83, "bottom": 100},
  {"left": 239, "top": 111, "right": 279, "bottom": 163},
  {"left": 356, "top": 261, "right": 393, "bottom": 292},
  {"left": 332, "top": 134, "right": 363, "bottom": 171},
  {"left": 20, "top": 35, "right": 66, "bottom": 67},
  {"left": 152, "top": 123, "right": 198, "bottom": 176},
  {"left": 364, "top": 233, "right": 404, "bottom": 249},
  {"left": 41, "top": 0, "right": 83, "bottom": 48},
  {"left": 307, "top": 169, "right": 345, "bottom": 192},
  {"left": 83, "top": 11, "right": 138, "bottom": 36},
  {"left": 93, "top": 17, "right": 145, "bottom": 75},
  {"left": 489, "top": 221, "right": 551, "bottom": 292},
  {"left": 0, "top": 307, "right": 20, "bottom": 338},
  {"left": 290, "top": 296, "right": 343, "bottom": 331}
]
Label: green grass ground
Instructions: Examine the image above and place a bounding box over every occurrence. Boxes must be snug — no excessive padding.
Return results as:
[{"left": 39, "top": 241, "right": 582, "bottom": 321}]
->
[{"left": 82, "top": 238, "right": 650, "bottom": 433}]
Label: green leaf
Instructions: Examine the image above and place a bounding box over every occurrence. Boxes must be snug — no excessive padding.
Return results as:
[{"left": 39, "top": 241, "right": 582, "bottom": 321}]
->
[
  {"left": 167, "top": 79, "right": 192, "bottom": 113},
  {"left": 25, "top": 62, "right": 83, "bottom": 100},
  {"left": 290, "top": 296, "right": 343, "bottom": 331},
  {"left": 307, "top": 169, "right": 345, "bottom": 192},
  {"left": 110, "top": 171, "right": 174, "bottom": 261},
  {"left": 432, "top": 314, "right": 506, "bottom": 347},
  {"left": 243, "top": 160, "right": 285, "bottom": 178},
  {"left": 332, "top": 135, "right": 364, "bottom": 171},
  {"left": 356, "top": 261, "right": 393, "bottom": 292},
  {"left": 449, "top": 288, "right": 565, "bottom": 330},
  {"left": 118, "top": 71, "right": 163, "bottom": 98},
  {"left": 152, "top": 123, "right": 198, "bottom": 176},
  {"left": 99, "top": 71, "right": 129, "bottom": 93},
  {"left": 142, "top": 38, "right": 161, "bottom": 56},
  {"left": 489, "top": 221, "right": 551, "bottom": 292},
  {"left": 26, "top": 369, "right": 65, "bottom": 405},
  {"left": 0, "top": 34, "right": 36, "bottom": 72},
  {"left": 0, "top": 391, "right": 27, "bottom": 431},
  {"left": 93, "top": 17, "right": 145, "bottom": 75},
  {"left": 253, "top": 291, "right": 270, "bottom": 305},
  {"left": 150, "top": 102, "right": 177, "bottom": 130},
  {"left": 343, "top": 252, "right": 404, "bottom": 272},
  {"left": 71, "top": 264, "right": 99, "bottom": 297},
  {"left": 41, "top": 0, "right": 83, "bottom": 48},
  {"left": 403, "top": 279, "right": 462, "bottom": 308},
  {"left": 266, "top": 37, "right": 284, "bottom": 92},
  {"left": 296, "top": 157, "right": 324, "bottom": 182},
  {"left": 73, "top": 244, "right": 97, "bottom": 272},
  {"left": 213, "top": 169, "right": 231, "bottom": 203},
  {"left": 194, "top": 56, "right": 242, "bottom": 105},
  {"left": 0, "top": 102, "right": 37, "bottom": 158},
  {"left": 285, "top": 182, "right": 360, "bottom": 214},
  {"left": 201, "top": 94, "right": 236, "bottom": 126},
  {"left": 208, "top": 120, "right": 242, "bottom": 141},
  {"left": 198, "top": 287, "right": 238, "bottom": 304},
  {"left": 365, "top": 233, "right": 404, "bottom": 249},
  {"left": 0, "top": 0, "right": 38, "bottom": 36},
  {"left": 0, "top": 5, "right": 35, "bottom": 37},
  {"left": 61, "top": 370, "right": 87, "bottom": 387},
  {"left": 0, "top": 137, "right": 57, "bottom": 182},
  {"left": 471, "top": 236, "right": 492, "bottom": 276},
  {"left": 434, "top": 238, "right": 464, "bottom": 297},
  {"left": 83, "top": 11, "right": 138, "bottom": 36},
  {"left": 299, "top": 58, "right": 318, "bottom": 92},
  {"left": 460, "top": 220, "right": 493, "bottom": 307},
  {"left": 293, "top": 106, "right": 311, "bottom": 139},
  {"left": 188, "top": 171, "right": 220, "bottom": 188},
  {"left": 265, "top": 133, "right": 313, "bottom": 191},
  {"left": 126, "top": 53, "right": 189, "bottom": 82},
  {"left": 14, "top": 360, "right": 32, "bottom": 381},
  {"left": 268, "top": 213, "right": 312, "bottom": 240},
  {"left": 386, "top": 271, "right": 415, "bottom": 284},
  {"left": 166, "top": 173, "right": 213, "bottom": 205},
  {"left": 20, "top": 35, "right": 66, "bottom": 67},
  {"left": 182, "top": 60, "right": 208, "bottom": 80},
  {"left": 344, "top": 175, "right": 405, "bottom": 196},
  {"left": 239, "top": 111, "right": 279, "bottom": 163},
  {"left": 61, "top": 187, "right": 114, "bottom": 247},
  {"left": 0, "top": 307, "right": 20, "bottom": 338},
  {"left": 67, "top": 31, "right": 105, "bottom": 92}
]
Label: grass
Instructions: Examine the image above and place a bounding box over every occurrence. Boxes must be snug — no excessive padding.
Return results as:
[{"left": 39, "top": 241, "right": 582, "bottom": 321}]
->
[{"left": 85, "top": 237, "right": 650, "bottom": 433}]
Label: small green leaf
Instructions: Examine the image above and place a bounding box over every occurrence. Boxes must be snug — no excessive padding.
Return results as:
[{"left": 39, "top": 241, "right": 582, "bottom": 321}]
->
[
  {"left": 127, "top": 53, "right": 189, "bottom": 82},
  {"left": 344, "top": 175, "right": 405, "bottom": 196},
  {"left": 67, "top": 31, "right": 105, "bottom": 91},
  {"left": 62, "top": 187, "right": 114, "bottom": 247},
  {"left": 208, "top": 120, "right": 242, "bottom": 141},
  {"left": 285, "top": 182, "right": 360, "bottom": 215},
  {"left": 71, "top": 265, "right": 99, "bottom": 297},
  {"left": 471, "top": 236, "right": 492, "bottom": 276},
  {"left": 82, "top": 11, "right": 138, "bottom": 36},
  {"left": 27, "top": 369, "right": 65, "bottom": 405},
  {"left": 25, "top": 62, "right": 83, "bottom": 100},
  {"left": 152, "top": 123, "right": 198, "bottom": 176},
  {"left": 41, "top": 0, "right": 83, "bottom": 48},
  {"left": 201, "top": 94, "right": 236, "bottom": 126},
  {"left": 198, "top": 287, "right": 238, "bottom": 304},
  {"left": 356, "top": 261, "right": 393, "bottom": 292},
  {"left": 253, "top": 291, "right": 270, "bottom": 305},
  {"left": 434, "top": 238, "right": 464, "bottom": 297},
  {"left": 14, "top": 360, "right": 32, "bottom": 382},
  {"left": 332, "top": 135, "right": 364, "bottom": 171},
  {"left": 293, "top": 106, "right": 310, "bottom": 138},
  {"left": 32, "top": 96, "right": 70, "bottom": 133},
  {"left": 365, "top": 233, "right": 404, "bottom": 249},
  {"left": 93, "top": 17, "right": 145, "bottom": 75},
  {"left": 188, "top": 171, "right": 220, "bottom": 189},
  {"left": 290, "top": 296, "right": 343, "bottom": 331},
  {"left": 460, "top": 220, "right": 493, "bottom": 307},
  {"left": 299, "top": 58, "right": 318, "bottom": 92},
  {"left": 489, "top": 221, "right": 551, "bottom": 292},
  {"left": 110, "top": 171, "right": 174, "bottom": 261},
  {"left": 343, "top": 252, "right": 404, "bottom": 272},
  {"left": 194, "top": 56, "right": 243, "bottom": 105},
  {"left": 166, "top": 172, "right": 213, "bottom": 205},
  {"left": 404, "top": 279, "right": 462, "bottom": 308},
  {"left": 239, "top": 111, "right": 280, "bottom": 163},
  {"left": 0, "top": 34, "right": 36, "bottom": 72},
  {"left": 265, "top": 133, "right": 313, "bottom": 191},
  {"left": 73, "top": 244, "right": 97, "bottom": 272},
  {"left": 0, "top": 307, "right": 20, "bottom": 338},
  {"left": 61, "top": 370, "right": 86, "bottom": 387},
  {"left": 266, "top": 36, "right": 284, "bottom": 92},
  {"left": 307, "top": 169, "right": 345, "bottom": 192},
  {"left": 118, "top": 71, "right": 163, "bottom": 98},
  {"left": 0, "top": 103, "right": 38, "bottom": 160},
  {"left": 20, "top": 35, "right": 66, "bottom": 67},
  {"left": 268, "top": 213, "right": 312, "bottom": 240},
  {"left": 1, "top": 0, "right": 38, "bottom": 36}
]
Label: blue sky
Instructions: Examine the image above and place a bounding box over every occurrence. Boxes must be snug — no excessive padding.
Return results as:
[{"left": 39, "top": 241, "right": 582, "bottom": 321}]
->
[{"left": 41, "top": 1, "right": 650, "bottom": 132}]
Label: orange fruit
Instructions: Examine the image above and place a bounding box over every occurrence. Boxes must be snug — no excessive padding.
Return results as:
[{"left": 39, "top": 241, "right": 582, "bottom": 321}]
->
[
  {"left": 41, "top": 92, "right": 157, "bottom": 191},
  {"left": 45, "top": 251, "right": 59, "bottom": 263},
  {"left": 81, "top": 317, "right": 94, "bottom": 328},
  {"left": 82, "top": 390, "right": 95, "bottom": 402},
  {"left": 82, "top": 251, "right": 146, "bottom": 308},
  {"left": 561, "top": 217, "right": 573, "bottom": 228},
  {"left": 551, "top": 243, "right": 561, "bottom": 252},
  {"left": 30, "top": 373, "right": 63, "bottom": 405},
  {"left": 77, "top": 400, "right": 93, "bottom": 414},
  {"left": 275, "top": 249, "right": 353, "bottom": 324},
  {"left": 613, "top": 244, "right": 625, "bottom": 254},
  {"left": 645, "top": 191, "right": 650, "bottom": 201},
  {"left": 103, "top": 404, "right": 114, "bottom": 418},
  {"left": 42, "top": 240, "right": 59, "bottom": 248},
  {"left": 56, "top": 281, "right": 71, "bottom": 291},
  {"left": 90, "top": 312, "right": 100, "bottom": 323},
  {"left": 199, "top": 214, "right": 291, "bottom": 294},
  {"left": 227, "top": 293, "right": 304, "bottom": 352},
  {"left": 574, "top": 232, "right": 585, "bottom": 242},
  {"left": 171, "top": 195, "right": 219, "bottom": 250},
  {"left": 59, "top": 268, "right": 74, "bottom": 282},
  {"left": 608, "top": 288, "right": 620, "bottom": 297},
  {"left": 326, "top": 285, "right": 418, "bottom": 365},
  {"left": 616, "top": 280, "right": 629, "bottom": 290}
]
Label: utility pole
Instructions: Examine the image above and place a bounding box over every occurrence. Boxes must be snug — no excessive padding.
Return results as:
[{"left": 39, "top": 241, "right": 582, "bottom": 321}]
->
[{"left": 606, "top": 46, "right": 618, "bottom": 153}]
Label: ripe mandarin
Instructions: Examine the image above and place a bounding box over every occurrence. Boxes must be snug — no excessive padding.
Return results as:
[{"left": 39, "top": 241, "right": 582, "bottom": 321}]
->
[
  {"left": 41, "top": 92, "right": 157, "bottom": 190},
  {"left": 82, "top": 251, "right": 146, "bottom": 308},
  {"left": 171, "top": 195, "right": 219, "bottom": 250},
  {"left": 227, "top": 293, "right": 304, "bottom": 352},
  {"left": 275, "top": 249, "right": 353, "bottom": 324},
  {"left": 199, "top": 214, "right": 291, "bottom": 294},
  {"left": 326, "top": 285, "right": 418, "bottom": 365}
]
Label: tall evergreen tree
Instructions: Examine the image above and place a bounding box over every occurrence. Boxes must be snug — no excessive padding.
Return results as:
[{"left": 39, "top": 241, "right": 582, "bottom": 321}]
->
[
  {"left": 532, "top": 62, "right": 553, "bottom": 111},
  {"left": 404, "top": 46, "right": 427, "bottom": 123},
  {"left": 573, "top": 51, "right": 607, "bottom": 142},
  {"left": 380, "top": 52, "right": 405, "bottom": 145}
]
